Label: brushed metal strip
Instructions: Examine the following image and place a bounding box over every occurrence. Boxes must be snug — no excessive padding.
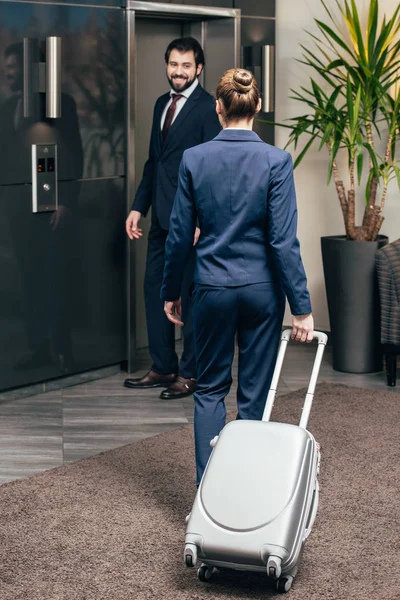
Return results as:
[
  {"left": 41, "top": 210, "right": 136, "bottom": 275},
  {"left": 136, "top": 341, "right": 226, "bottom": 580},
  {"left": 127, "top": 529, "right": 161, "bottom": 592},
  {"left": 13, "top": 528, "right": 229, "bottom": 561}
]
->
[
  {"left": 234, "top": 12, "right": 241, "bottom": 68},
  {"left": 241, "top": 15, "right": 276, "bottom": 21},
  {"left": 127, "top": 1, "right": 240, "bottom": 19},
  {"left": 0, "top": 0, "right": 122, "bottom": 8},
  {"left": 76, "top": 175, "right": 125, "bottom": 182},
  {"left": 199, "top": 20, "right": 206, "bottom": 88},
  {"left": 31, "top": 144, "right": 38, "bottom": 213},
  {"left": 126, "top": 8, "right": 137, "bottom": 373},
  {"left": 23, "top": 38, "right": 34, "bottom": 118},
  {"left": 54, "top": 144, "right": 59, "bottom": 211}
]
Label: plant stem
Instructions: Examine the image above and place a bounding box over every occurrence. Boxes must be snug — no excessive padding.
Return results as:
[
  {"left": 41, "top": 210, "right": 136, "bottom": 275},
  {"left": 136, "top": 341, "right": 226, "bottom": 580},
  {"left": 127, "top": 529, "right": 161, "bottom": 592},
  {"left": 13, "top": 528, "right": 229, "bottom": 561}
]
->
[
  {"left": 384, "top": 133, "right": 393, "bottom": 164},
  {"left": 331, "top": 156, "right": 349, "bottom": 237},
  {"left": 366, "top": 121, "right": 374, "bottom": 170},
  {"left": 347, "top": 156, "right": 356, "bottom": 239},
  {"left": 378, "top": 133, "right": 393, "bottom": 218},
  {"left": 371, "top": 215, "right": 384, "bottom": 241},
  {"left": 362, "top": 120, "right": 378, "bottom": 229}
]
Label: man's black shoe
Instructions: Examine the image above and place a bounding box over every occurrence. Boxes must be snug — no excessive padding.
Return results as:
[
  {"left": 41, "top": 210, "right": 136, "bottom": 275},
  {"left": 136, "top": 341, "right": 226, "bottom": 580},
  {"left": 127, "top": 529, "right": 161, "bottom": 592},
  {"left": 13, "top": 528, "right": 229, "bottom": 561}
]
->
[
  {"left": 160, "top": 376, "right": 197, "bottom": 399},
  {"left": 124, "top": 370, "right": 176, "bottom": 389}
]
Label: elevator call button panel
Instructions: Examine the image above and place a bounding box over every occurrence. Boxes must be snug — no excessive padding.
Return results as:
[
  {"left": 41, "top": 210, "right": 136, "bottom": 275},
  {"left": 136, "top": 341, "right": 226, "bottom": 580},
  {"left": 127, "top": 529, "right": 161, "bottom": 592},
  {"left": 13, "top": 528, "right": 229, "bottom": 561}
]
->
[{"left": 32, "top": 144, "right": 58, "bottom": 213}]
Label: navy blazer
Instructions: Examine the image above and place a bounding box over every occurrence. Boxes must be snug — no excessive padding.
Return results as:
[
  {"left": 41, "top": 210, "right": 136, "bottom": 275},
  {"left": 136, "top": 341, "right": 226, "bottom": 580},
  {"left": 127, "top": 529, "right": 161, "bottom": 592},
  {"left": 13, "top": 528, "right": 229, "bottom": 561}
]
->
[
  {"left": 160, "top": 129, "right": 312, "bottom": 316},
  {"left": 132, "top": 83, "right": 221, "bottom": 230}
]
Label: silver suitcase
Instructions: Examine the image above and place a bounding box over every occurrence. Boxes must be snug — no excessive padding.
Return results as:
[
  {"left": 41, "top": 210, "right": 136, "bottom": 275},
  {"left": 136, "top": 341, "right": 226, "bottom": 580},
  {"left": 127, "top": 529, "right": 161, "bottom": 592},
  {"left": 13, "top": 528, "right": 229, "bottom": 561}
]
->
[{"left": 184, "top": 329, "right": 328, "bottom": 594}]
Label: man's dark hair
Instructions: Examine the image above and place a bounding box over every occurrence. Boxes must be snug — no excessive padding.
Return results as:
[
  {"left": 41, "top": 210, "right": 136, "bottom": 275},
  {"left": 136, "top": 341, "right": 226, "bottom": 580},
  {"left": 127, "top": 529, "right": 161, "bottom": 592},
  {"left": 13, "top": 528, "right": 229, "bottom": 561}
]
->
[{"left": 165, "top": 37, "right": 205, "bottom": 68}]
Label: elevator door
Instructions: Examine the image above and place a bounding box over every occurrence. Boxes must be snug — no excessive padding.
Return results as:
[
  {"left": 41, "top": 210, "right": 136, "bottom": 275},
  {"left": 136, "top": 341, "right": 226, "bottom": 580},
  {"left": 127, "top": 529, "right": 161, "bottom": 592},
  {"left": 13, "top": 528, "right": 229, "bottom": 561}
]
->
[
  {"left": 126, "top": 3, "right": 240, "bottom": 367},
  {"left": 0, "top": 2, "right": 126, "bottom": 392},
  {"left": 134, "top": 18, "right": 183, "bottom": 349}
]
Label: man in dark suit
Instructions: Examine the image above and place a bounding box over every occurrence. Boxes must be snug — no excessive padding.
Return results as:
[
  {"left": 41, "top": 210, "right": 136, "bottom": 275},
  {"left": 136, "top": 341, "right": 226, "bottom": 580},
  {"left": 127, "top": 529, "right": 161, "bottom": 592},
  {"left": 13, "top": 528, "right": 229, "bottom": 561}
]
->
[{"left": 124, "top": 37, "right": 221, "bottom": 399}]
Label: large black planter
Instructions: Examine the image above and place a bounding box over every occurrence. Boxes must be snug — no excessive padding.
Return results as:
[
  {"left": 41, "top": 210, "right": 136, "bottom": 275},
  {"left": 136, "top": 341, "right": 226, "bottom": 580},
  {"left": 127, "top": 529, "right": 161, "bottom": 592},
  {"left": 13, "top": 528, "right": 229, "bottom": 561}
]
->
[{"left": 321, "top": 235, "right": 388, "bottom": 373}]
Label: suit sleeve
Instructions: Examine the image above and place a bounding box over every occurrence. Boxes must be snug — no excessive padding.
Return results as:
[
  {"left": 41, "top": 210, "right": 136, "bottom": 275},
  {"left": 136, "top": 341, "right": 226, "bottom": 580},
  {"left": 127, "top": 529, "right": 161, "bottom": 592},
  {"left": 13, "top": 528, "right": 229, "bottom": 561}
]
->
[
  {"left": 201, "top": 101, "right": 221, "bottom": 142},
  {"left": 131, "top": 102, "right": 159, "bottom": 215},
  {"left": 160, "top": 154, "right": 197, "bottom": 301},
  {"left": 267, "top": 152, "right": 312, "bottom": 315}
]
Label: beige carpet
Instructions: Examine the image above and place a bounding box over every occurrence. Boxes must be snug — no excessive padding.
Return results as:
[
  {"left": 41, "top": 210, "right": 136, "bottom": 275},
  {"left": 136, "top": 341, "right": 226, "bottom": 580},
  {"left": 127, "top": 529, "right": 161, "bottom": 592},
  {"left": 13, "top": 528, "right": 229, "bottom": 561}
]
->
[{"left": 0, "top": 383, "right": 399, "bottom": 600}]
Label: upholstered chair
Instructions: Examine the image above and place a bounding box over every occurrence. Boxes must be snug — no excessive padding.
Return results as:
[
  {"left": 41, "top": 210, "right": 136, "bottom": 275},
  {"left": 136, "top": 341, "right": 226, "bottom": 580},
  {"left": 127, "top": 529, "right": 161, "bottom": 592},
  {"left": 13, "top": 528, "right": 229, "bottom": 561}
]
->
[{"left": 376, "top": 239, "right": 400, "bottom": 386}]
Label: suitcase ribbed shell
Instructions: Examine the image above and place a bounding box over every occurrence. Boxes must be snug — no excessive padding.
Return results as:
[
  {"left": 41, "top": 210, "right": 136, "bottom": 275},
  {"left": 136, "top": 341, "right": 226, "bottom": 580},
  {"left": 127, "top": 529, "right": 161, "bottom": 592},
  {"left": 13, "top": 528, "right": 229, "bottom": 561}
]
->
[{"left": 200, "top": 420, "right": 312, "bottom": 532}]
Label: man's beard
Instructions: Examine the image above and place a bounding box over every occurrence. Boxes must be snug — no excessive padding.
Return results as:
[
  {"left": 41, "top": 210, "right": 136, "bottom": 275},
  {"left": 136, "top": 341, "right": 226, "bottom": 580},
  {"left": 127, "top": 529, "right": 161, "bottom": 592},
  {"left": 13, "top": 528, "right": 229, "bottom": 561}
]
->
[{"left": 168, "top": 73, "right": 196, "bottom": 93}]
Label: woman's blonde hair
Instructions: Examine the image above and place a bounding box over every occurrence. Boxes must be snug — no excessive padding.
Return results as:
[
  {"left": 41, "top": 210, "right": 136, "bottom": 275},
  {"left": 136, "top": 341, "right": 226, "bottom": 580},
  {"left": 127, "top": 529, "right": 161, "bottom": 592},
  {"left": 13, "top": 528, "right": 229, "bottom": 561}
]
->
[{"left": 216, "top": 68, "right": 260, "bottom": 122}]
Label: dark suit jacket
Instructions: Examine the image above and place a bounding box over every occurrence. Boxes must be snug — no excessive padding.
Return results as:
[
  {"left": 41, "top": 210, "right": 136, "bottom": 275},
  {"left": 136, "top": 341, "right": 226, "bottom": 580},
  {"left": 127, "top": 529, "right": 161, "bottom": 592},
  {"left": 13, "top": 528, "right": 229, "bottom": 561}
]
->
[
  {"left": 161, "top": 129, "right": 312, "bottom": 316},
  {"left": 132, "top": 83, "right": 221, "bottom": 230}
]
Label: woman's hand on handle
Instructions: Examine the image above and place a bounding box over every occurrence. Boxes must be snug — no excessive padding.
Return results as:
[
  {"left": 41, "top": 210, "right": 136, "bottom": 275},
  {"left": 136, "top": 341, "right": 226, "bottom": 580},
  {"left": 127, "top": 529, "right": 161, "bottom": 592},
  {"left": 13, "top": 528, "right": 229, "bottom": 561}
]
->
[{"left": 291, "top": 313, "right": 314, "bottom": 343}]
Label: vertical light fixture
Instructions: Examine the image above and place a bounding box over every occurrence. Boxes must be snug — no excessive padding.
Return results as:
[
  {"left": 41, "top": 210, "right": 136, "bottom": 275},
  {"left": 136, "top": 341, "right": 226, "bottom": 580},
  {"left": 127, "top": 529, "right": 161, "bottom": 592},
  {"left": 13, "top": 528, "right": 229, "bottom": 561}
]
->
[
  {"left": 23, "top": 36, "right": 62, "bottom": 119},
  {"left": 242, "top": 44, "right": 275, "bottom": 113},
  {"left": 261, "top": 45, "right": 274, "bottom": 113},
  {"left": 46, "top": 36, "right": 62, "bottom": 119}
]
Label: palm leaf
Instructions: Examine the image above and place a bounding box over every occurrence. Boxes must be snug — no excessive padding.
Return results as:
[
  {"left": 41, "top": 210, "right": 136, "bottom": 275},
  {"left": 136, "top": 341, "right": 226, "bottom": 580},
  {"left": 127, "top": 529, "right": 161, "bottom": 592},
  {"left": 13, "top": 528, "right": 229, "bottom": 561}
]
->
[
  {"left": 356, "top": 135, "right": 364, "bottom": 185},
  {"left": 315, "top": 19, "right": 357, "bottom": 58},
  {"left": 363, "top": 142, "right": 381, "bottom": 177},
  {"left": 365, "top": 169, "right": 376, "bottom": 203},
  {"left": 394, "top": 165, "right": 400, "bottom": 190},
  {"left": 293, "top": 133, "right": 320, "bottom": 168},
  {"left": 367, "top": 0, "right": 379, "bottom": 62},
  {"left": 349, "top": 0, "right": 367, "bottom": 64}
]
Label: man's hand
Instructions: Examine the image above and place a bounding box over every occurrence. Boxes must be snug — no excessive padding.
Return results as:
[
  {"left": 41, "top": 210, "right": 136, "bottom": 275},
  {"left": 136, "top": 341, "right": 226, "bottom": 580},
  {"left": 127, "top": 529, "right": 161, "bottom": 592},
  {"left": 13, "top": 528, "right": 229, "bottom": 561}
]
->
[
  {"left": 164, "top": 299, "right": 184, "bottom": 327},
  {"left": 126, "top": 210, "right": 143, "bottom": 240},
  {"left": 291, "top": 313, "right": 314, "bottom": 343},
  {"left": 193, "top": 227, "right": 200, "bottom": 246}
]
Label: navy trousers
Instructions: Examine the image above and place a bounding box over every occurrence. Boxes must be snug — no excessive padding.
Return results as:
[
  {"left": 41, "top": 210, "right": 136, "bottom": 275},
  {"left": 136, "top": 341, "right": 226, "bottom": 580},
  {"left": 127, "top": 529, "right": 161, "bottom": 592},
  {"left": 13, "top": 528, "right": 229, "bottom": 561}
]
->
[
  {"left": 191, "top": 282, "right": 285, "bottom": 485},
  {"left": 144, "top": 222, "right": 196, "bottom": 378}
]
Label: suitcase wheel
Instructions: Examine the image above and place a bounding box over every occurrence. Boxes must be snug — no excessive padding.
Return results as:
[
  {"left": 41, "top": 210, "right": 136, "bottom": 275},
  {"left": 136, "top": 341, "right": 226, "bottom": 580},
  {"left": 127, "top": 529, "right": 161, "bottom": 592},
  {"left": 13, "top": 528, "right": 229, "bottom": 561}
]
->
[
  {"left": 267, "top": 556, "right": 282, "bottom": 579},
  {"left": 184, "top": 543, "right": 198, "bottom": 567},
  {"left": 185, "top": 554, "right": 194, "bottom": 568},
  {"left": 276, "top": 576, "right": 293, "bottom": 594},
  {"left": 197, "top": 564, "right": 214, "bottom": 582}
]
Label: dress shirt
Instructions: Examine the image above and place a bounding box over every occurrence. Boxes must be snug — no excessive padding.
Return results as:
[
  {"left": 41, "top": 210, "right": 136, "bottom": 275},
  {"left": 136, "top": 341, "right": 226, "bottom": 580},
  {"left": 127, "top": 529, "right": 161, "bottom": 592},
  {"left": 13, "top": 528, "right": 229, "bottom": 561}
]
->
[{"left": 160, "top": 78, "right": 199, "bottom": 130}]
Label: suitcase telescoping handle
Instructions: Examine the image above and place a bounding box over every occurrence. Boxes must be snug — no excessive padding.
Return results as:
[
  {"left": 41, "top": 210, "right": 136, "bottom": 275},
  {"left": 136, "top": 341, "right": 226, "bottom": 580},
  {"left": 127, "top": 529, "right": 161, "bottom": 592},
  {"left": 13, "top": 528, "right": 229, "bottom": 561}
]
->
[{"left": 262, "top": 329, "right": 328, "bottom": 429}]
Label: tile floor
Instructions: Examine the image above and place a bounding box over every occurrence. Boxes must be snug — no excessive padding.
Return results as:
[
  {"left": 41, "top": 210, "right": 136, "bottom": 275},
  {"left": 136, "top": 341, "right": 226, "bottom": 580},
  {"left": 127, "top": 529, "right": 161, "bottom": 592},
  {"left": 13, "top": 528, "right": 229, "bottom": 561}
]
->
[{"left": 0, "top": 340, "right": 397, "bottom": 485}]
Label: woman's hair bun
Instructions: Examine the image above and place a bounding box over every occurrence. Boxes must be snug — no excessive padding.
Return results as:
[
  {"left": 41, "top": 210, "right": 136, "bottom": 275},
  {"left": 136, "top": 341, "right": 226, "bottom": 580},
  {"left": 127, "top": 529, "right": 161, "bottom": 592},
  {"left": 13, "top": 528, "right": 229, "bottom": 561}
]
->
[
  {"left": 216, "top": 68, "right": 260, "bottom": 121},
  {"left": 232, "top": 70, "right": 254, "bottom": 93}
]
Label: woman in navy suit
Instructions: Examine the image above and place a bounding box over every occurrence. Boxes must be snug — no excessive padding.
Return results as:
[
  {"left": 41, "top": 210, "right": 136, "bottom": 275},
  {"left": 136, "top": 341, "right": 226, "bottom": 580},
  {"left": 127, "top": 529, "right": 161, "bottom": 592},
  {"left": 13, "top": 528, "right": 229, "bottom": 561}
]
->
[{"left": 160, "top": 69, "right": 314, "bottom": 485}]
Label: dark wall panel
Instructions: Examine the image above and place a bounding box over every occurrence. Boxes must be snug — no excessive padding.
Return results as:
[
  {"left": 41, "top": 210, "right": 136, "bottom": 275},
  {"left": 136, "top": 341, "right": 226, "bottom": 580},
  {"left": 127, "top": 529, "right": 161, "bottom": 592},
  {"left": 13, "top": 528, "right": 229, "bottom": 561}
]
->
[
  {"left": 181, "top": 0, "right": 234, "bottom": 6},
  {"left": 241, "top": 16, "right": 275, "bottom": 46},
  {"left": 235, "top": 0, "right": 275, "bottom": 18},
  {"left": 0, "top": 178, "right": 126, "bottom": 391}
]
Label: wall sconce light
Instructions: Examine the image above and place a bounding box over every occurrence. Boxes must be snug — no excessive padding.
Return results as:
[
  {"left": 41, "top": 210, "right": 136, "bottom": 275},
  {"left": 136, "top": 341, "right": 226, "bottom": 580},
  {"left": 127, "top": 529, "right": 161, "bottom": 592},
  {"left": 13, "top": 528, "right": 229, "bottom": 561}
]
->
[
  {"left": 242, "top": 44, "right": 275, "bottom": 113},
  {"left": 23, "top": 36, "right": 62, "bottom": 119}
]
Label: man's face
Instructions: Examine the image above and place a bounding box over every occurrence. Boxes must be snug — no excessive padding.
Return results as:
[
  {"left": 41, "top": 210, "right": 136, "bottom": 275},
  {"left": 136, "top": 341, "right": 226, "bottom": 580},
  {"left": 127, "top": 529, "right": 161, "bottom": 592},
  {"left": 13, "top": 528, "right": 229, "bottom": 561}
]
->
[
  {"left": 166, "top": 49, "right": 203, "bottom": 93},
  {"left": 5, "top": 53, "right": 22, "bottom": 92}
]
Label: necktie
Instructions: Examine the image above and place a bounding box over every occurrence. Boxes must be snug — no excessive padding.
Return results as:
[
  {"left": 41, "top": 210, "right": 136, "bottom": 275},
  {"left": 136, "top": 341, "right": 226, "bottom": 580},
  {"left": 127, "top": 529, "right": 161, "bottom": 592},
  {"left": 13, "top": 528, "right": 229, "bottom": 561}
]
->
[{"left": 162, "top": 94, "right": 184, "bottom": 142}]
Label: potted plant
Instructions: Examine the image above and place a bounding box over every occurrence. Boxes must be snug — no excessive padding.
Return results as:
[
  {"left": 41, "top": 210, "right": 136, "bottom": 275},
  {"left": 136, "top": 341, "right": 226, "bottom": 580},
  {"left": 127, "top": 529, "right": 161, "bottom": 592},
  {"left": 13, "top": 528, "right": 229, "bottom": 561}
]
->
[{"left": 263, "top": 0, "right": 400, "bottom": 373}]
